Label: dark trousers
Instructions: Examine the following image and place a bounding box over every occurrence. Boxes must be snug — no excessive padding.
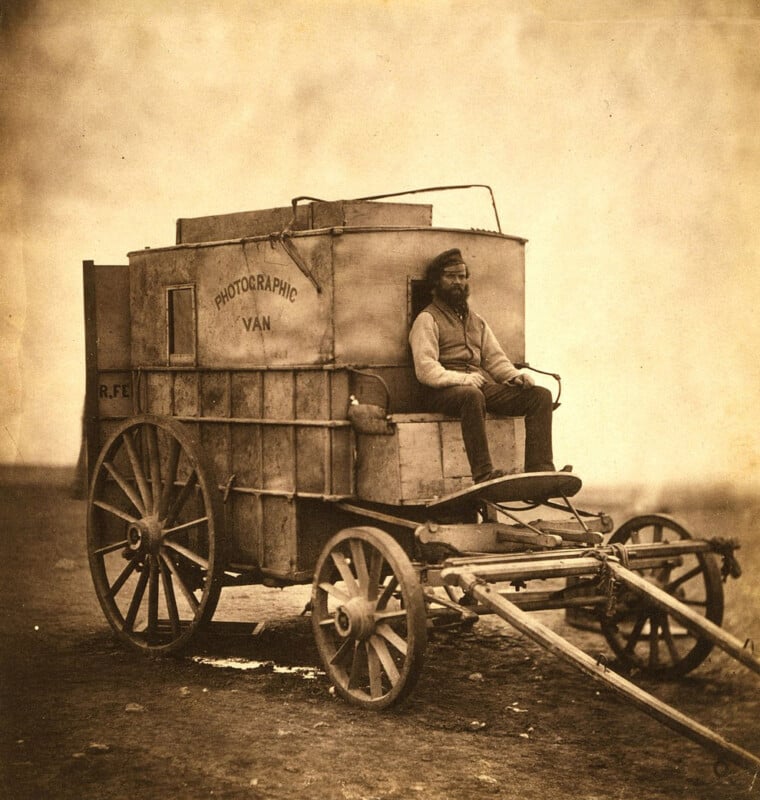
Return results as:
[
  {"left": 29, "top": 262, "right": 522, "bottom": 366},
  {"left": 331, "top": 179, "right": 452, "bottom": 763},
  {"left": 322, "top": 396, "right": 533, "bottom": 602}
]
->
[{"left": 424, "top": 382, "right": 555, "bottom": 478}]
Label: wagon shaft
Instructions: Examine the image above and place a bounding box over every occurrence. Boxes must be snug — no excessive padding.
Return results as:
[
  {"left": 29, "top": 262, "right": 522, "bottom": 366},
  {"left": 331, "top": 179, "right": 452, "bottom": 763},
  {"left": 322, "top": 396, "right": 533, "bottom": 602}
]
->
[{"left": 440, "top": 556, "right": 760, "bottom": 774}]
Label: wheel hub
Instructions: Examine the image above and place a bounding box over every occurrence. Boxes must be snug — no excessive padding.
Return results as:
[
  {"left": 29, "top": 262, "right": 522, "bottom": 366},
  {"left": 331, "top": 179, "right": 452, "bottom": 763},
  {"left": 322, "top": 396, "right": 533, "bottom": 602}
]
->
[
  {"left": 126, "top": 524, "right": 143, "bottom": 551},
  {"left": 334, "top": 597, "right": 376, "bottom": 640},
  {"left": 126, "top": 516, "right": 163, "bottom": 555}
]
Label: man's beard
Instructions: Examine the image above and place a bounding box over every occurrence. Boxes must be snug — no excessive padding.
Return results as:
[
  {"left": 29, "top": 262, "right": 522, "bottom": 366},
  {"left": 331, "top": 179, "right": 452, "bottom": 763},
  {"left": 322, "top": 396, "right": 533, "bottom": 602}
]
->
[{"left": 438, "top": 283, "right": 470, "bottom": 313}]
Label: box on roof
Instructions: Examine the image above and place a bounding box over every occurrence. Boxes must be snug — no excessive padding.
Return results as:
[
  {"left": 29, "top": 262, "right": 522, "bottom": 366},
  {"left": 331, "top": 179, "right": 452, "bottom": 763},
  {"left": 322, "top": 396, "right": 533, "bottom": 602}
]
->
[{"left": 176, "top": 200, "right": 433, "bottom": 244}]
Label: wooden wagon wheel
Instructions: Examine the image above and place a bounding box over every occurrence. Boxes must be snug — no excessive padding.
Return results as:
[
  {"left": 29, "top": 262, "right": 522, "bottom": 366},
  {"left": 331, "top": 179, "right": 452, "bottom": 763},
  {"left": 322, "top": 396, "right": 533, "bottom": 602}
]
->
[
  {"left": 311, "top": 527, "right": 427, "bottom": 709},
  {"left": 87, "top": 415, "right": 226, "bottom": 654},
  {"left": 600, "top": 514, "right": 723, "bottom": 678}
]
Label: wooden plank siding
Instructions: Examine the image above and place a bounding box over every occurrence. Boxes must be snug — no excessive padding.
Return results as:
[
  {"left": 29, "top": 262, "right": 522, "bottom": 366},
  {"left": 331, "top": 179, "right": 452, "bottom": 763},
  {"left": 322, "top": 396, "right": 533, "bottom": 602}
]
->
[{"left": 132, "top": 366, "right": 354, "bottom": 576}]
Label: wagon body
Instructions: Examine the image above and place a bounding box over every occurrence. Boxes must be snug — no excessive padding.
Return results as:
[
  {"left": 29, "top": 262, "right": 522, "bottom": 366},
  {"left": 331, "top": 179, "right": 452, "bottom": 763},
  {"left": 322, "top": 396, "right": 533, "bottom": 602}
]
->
[{"left": 84, "top": 195, "right": 527, "bottom": 582}]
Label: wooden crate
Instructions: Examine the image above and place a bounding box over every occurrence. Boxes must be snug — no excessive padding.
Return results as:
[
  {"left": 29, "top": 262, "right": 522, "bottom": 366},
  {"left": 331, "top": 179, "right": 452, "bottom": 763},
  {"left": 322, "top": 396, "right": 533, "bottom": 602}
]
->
[{"left": 355, "top": 414, "right": 526, "bottom": 505}]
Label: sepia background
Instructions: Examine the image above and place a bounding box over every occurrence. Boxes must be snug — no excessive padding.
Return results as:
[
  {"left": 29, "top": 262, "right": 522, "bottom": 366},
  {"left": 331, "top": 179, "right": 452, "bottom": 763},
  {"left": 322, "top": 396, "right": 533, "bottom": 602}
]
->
[{"left": 2, "top": 0, "right": 758, "bottom": 490}]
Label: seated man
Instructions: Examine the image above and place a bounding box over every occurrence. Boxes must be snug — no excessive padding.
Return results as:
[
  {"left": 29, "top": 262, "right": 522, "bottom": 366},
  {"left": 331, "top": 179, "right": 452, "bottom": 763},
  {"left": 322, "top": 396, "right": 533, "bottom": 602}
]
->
[{"left": 409, "top": 248, "right": 560, "bottom": 483}]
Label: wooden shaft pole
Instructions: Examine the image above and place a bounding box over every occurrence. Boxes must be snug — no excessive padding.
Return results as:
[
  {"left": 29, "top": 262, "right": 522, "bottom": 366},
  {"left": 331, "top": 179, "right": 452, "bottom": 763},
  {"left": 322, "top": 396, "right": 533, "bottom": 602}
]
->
[{"left": 456, "top": 571, "right": 760, "bottom": 774}]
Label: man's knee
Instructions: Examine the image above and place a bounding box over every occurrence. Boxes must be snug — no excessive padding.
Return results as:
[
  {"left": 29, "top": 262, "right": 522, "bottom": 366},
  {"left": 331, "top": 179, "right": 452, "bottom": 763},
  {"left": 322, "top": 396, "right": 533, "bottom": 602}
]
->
[
  {"left": 527, "top": 385, "right": 553, "bottom": 413},
  {"left": 457, "top": 385, "right": 486, "bottom": 414},
  {"left": 427, "top": 384, "right": 486, "bottom": 418}
]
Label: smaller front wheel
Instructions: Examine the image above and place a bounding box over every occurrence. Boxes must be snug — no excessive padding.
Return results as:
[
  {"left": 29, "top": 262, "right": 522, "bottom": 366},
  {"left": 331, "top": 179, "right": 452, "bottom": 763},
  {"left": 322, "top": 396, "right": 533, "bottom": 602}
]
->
[{"left": 311, "top": 527, "right": 427, "bottom": 709}]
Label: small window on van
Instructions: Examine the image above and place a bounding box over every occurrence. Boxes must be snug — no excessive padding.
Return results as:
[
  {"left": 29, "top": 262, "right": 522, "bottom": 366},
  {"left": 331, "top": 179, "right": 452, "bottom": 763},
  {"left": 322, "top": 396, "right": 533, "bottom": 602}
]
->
[
  {"left": 167, "top": 285, "right": 196, "bottom": 364},
  {"left": 408, "top": 278, "right": 431, "bottom": 324}
]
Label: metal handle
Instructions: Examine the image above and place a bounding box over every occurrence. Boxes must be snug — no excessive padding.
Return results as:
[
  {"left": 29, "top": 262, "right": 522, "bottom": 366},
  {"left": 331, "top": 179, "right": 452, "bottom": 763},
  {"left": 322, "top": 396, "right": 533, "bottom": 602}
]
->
[
  {"left": 289, "top": 184, "right": 502, "bottom": 233},
  {"left": 515, "top": 362, "right": 562, "bottom": 409},
  {"left": 346, "top": 368, "right": 392, "bottom": 413}
]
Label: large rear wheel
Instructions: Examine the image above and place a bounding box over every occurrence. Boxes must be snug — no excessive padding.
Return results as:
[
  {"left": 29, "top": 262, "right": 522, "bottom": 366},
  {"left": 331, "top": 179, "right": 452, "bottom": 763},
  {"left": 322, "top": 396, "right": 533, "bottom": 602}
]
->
[{"left": 87, "top": 415, "right": 225, "bottom": 654}]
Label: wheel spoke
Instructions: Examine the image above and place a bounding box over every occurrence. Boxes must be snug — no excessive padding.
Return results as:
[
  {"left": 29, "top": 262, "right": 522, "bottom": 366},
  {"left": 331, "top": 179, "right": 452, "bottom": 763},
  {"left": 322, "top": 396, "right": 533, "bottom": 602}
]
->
[
  {"left": 369, "top": 635, "right": 400, "bottom": 685},
  {"left": 124, "top": 566, "right": 150, "bottom": 632},
  {"left": 664, "top": 565, "right": 702, "bottom": 594},
  {"left": 147, "top": 555, "right": 160, "bottom": 637},
  {"left": 662, "top": 618, "right": 682, "bottom": 664},
  {"left": 93, "top": 500, "right": 140, "bottom": 526},
  {"left": 366, "top": 642, "right": 383, "bottom": 698},
  {"left": 374, "top": 609, "right": 408, "bottom": 622},
  {"left": 319, "top": 581, "right": 350, "bottom": 604},
  {"left": 350, "top": 540, "right": 369, "bottom": 594},
  {"left": 376, "top": 575, "right": 399, "bottom": 610},
  {"left": 367, "top": 549, "right": 383, "bottom": 602},
  {"left": 103, "top": 461, "right": 146, "bottom": 517},
  {"left": 160, "top": 552, "right": 200, "bottom": 611},
  {"left": 348, "top": 641, "right": 365, "bottom": 690},
  {"left": 330, "top": 550, "right": 360, "bottom": 596},
  {"left": 158, "top": 437, "right": 181, "bottom": 519},
  {"left": 106, "top": 558, "right": 139, "bottom": 599},
  {"left": 376, "top": 622, "right": 408, "bottom": 655},
  {"left": 93, "top": 538, "right": 129, "bottom": 557},
  {"left": 623, "top": 611, "right": 649, "bottom": 656},
  {"left": 648, "top": 617, "right": 661, "bottom": 669},
  {"left": 162, "top": 516, "right": 209, "bottom": 537},
  {"left": 159, "top": 556, "right": 181, "bottom": 638},
  {"left": 329, "top": 637, "right": 355, "bottom": 666},
  {"left": 145, "top": 425, "right": 162, "bottom": 513},
  {"left": 165, "top": 471, "right": 198, "bottom": 527},
  {"left": 652, "top": 523, "right": 663, "bottom": 543},
  {"left": 163, "top": 540, "right": 209, "bottom": 570},
  {"left": 122, "top": 431, "right": 152, "bottom": 512}
]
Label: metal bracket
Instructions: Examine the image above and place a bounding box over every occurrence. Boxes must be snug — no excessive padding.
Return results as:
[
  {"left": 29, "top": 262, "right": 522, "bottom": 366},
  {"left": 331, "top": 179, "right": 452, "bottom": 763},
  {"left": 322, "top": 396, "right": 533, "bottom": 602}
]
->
[{"left": 223, "top": 473, "right": 237, "bottom": 503}]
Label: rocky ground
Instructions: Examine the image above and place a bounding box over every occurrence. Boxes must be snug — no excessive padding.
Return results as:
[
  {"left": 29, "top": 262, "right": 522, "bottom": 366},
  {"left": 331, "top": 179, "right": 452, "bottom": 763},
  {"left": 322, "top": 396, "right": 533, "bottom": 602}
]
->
[{"left": 1, "top": 469, "right": 758, "bottom": 799}]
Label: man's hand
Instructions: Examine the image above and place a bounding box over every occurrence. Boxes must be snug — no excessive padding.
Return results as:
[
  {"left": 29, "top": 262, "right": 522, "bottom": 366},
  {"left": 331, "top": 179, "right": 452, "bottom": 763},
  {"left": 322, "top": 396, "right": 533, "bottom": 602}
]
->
[
  {"left": 462, "top": 373, "right": 487, "bottom": 388},
  {"left": 511, "top": 372, "right": 535, "bottom": 388}
]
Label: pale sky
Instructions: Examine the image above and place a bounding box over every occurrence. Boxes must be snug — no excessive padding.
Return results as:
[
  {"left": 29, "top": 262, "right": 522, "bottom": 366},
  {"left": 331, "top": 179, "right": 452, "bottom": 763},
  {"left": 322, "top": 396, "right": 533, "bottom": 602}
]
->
[{"left": 2, "top": 0, "right": 759, "bottom": 489}]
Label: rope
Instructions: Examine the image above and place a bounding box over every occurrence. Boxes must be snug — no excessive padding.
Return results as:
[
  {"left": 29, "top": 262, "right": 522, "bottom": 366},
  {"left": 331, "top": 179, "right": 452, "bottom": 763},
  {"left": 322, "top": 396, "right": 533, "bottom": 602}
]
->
[
  {"left": 587, "top": 548, "right": 629, "bottom": 617},
  {"left": 708, "top": 537, "right": 742, "bottom": 581},
  {"left": 587, "top": 552, "right": 620, "bottom": 618},
  {"left": 608, "top": 542, "right": 630, "bottom": 569}
]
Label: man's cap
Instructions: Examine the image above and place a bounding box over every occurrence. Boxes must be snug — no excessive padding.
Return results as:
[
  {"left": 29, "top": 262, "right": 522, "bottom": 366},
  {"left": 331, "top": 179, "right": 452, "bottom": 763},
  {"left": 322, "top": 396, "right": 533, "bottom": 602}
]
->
[{"left": 425, "top": 248, "right": 467, "bottom": 285}]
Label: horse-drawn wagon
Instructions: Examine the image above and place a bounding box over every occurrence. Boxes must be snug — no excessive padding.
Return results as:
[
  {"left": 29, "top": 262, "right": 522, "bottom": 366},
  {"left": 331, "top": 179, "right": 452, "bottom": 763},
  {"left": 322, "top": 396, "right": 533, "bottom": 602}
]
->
[{"left": 83, "top": 186, "right": 759, "bottom": 773}]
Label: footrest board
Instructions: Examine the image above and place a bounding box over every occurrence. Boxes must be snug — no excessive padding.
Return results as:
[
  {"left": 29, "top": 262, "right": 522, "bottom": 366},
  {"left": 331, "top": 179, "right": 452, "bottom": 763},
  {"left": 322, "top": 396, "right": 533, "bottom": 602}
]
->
[{"left": 426, "top": 472, "right": 583, "bottom": 516}]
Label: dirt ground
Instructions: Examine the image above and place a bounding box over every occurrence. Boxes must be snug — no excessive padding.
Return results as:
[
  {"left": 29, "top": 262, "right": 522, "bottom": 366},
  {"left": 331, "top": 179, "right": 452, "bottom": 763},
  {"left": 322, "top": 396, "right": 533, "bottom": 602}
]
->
[{"left": 1, "top": 469, "right": 759, "bottom": 800}]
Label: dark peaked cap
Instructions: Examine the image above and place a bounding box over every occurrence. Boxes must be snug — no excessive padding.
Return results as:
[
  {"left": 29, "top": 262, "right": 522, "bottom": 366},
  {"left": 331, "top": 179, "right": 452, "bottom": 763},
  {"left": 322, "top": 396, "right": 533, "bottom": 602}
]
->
[{"left": 425, "top": 248, "right": 466, "bottom": 286}]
